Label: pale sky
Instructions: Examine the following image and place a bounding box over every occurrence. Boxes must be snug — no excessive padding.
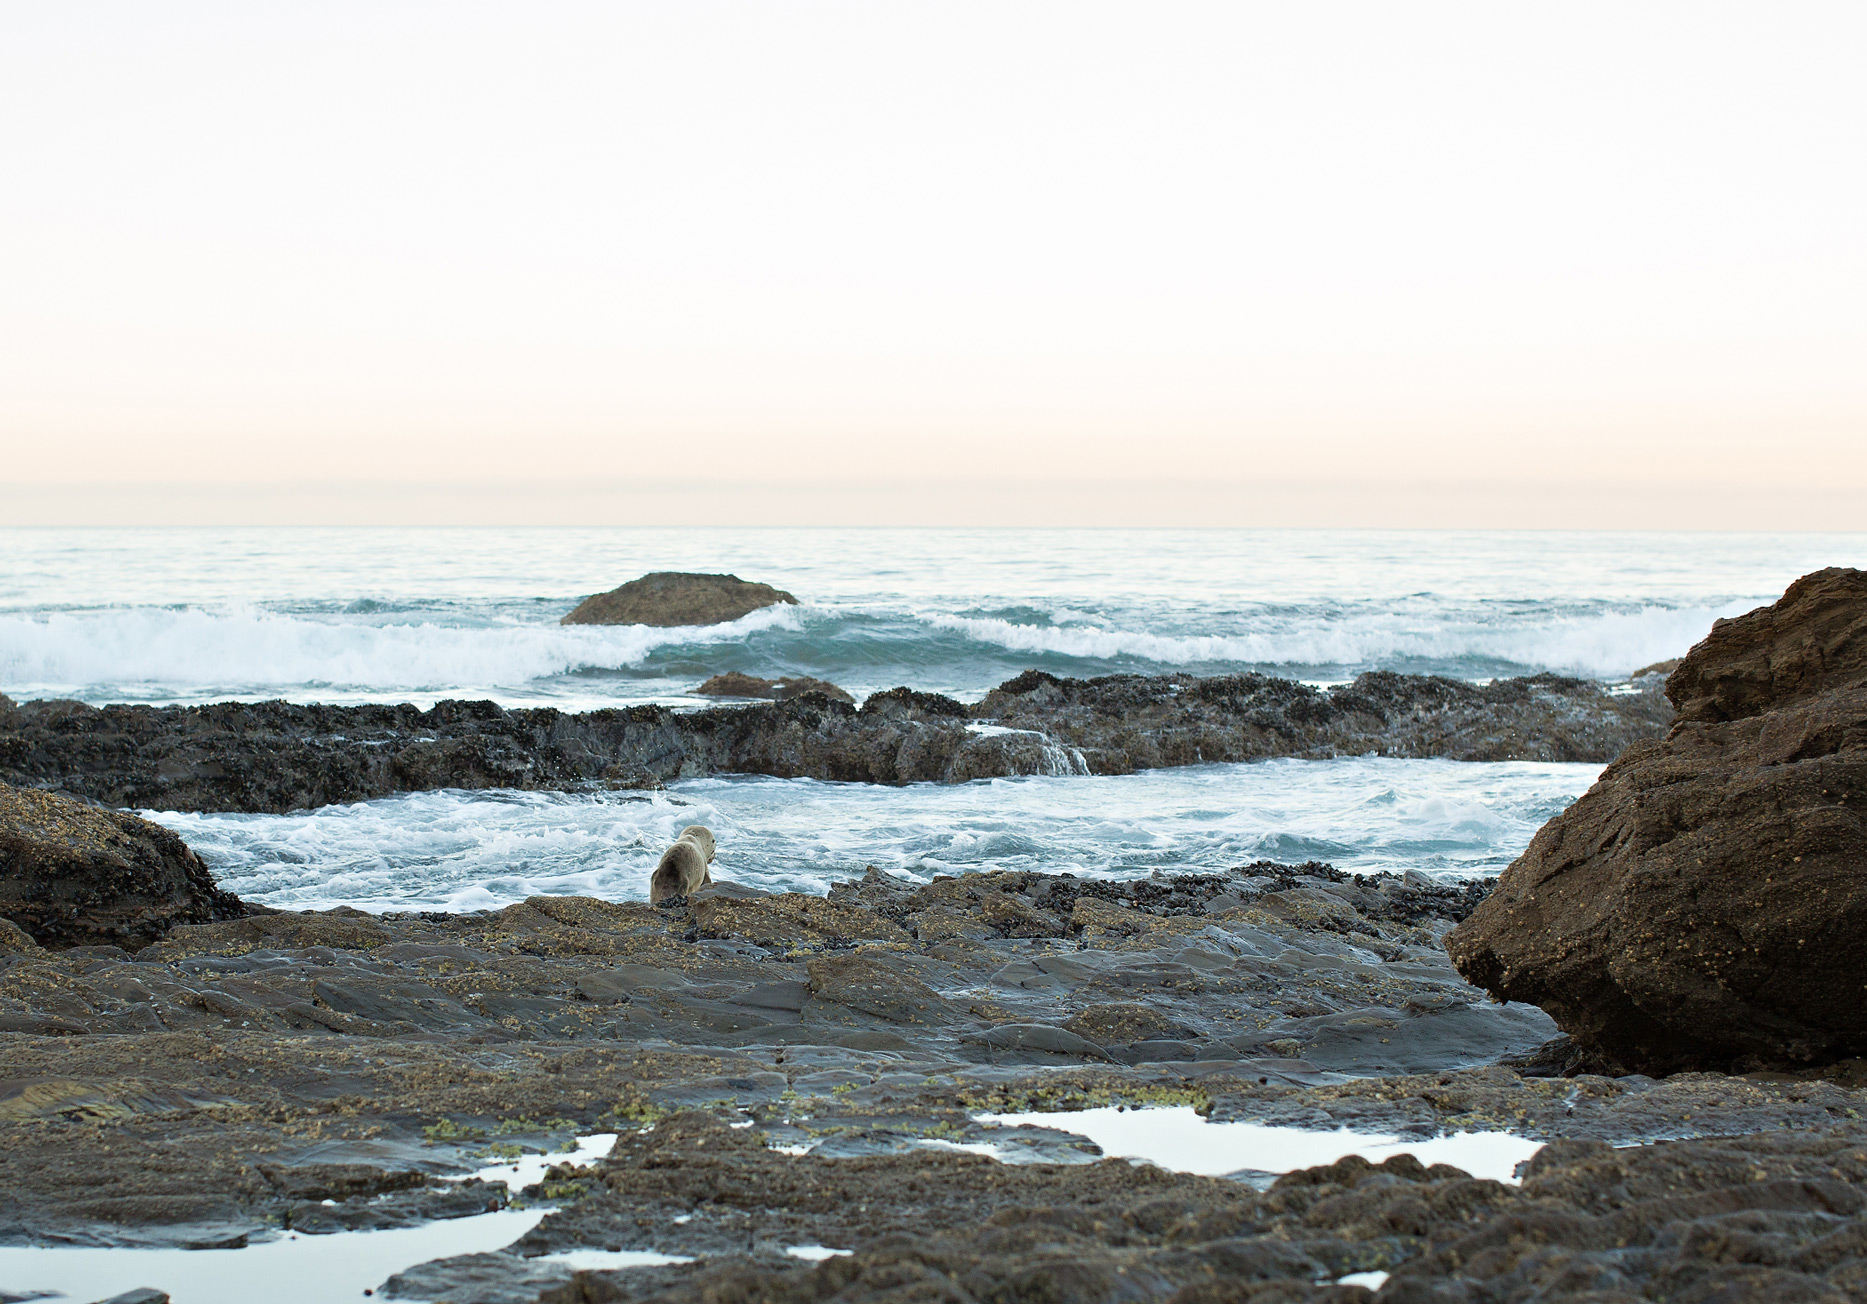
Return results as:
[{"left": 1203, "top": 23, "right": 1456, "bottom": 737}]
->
[{"left": 2, "top": 2, "right": 1863, "bottom": 526}]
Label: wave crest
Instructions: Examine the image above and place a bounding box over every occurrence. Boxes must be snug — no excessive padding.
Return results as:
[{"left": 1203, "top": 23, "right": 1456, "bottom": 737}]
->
[
  {"left": 0, "top": 594, "right": 1752, "bottom": 702},
  {"left": 0, "top": 603, "right": 801, "bottom": 693},
  {"left": 927, "top": 601, "right": 1749, "bottom": 679}
]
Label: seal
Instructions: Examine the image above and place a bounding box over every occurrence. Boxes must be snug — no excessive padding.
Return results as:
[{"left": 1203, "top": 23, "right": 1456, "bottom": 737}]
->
[{"left": 649, "top": 825, "right": 716, "bottom": 904}]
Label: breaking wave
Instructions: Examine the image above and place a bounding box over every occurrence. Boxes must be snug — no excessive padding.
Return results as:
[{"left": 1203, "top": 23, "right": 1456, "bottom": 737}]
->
[
  {"left": 0, "top": 594, "right": 1760, "bottom": 706},
  {"left": 0, "top": 603, "right": 803, "bottom": 696},
  {"left": 922, "top": 600, "right": 1750, "bottom": 680},
  {"left": 149, "top": 757, "right": 1604, "bottom": 911}
]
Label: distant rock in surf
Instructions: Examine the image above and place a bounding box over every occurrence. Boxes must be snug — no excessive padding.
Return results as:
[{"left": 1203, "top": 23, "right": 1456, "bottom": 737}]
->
[
  {"left": 561, "top": 572, "right": 797, "bottom": 627},
  {"left": 1448, "top": 567, "right": 1867, "bottom": 1073},
  {"left": 696, "top": 672, "right": 854, "bottom": 704},
  {"left": 0, "top": 780, "right": 248, "bottom": 950}
]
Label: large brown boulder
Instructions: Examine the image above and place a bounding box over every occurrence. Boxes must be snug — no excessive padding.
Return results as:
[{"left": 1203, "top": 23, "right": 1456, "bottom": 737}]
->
[
  {"left": 0, "top": 782, "right": 248, "bottom": 950},
  {"left": 561, "top": 572, "right": 797, "bottom": 626},
  {"left": 1447, "top": 568, "right": 1867, "bottom": 1072}
]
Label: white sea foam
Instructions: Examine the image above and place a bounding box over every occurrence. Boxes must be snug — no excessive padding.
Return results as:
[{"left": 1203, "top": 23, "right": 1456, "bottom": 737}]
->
[
  {"left": 5, "top": 527, "right": 1859, "bottom": 708},
  {"left": 0, "top": 594, "right": 1747, "bottom": 710},
  {"left": 927, "top": 600, "right": 1752, "bottom": 680},
  {"left": 145, "top": 756, "right": 1599, "bottom": 911},
  {"left": 0, "top": 602, "right": 801, "bottom": 696}
]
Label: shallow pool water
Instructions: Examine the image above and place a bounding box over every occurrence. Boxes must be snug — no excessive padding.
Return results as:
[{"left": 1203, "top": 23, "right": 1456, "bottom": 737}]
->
[
  {"left": 0, "top": 1208, "right": 549, "bottom": 1304},
  {"left": 0, "top": 1133, "right": 627, "bottom": 1304},
  {"left": 974, "top": 1106, "right": 1544, "bottom": 1184},
  {"left": 447, "top": 1132, "right": 619, "bottom": 1193}
]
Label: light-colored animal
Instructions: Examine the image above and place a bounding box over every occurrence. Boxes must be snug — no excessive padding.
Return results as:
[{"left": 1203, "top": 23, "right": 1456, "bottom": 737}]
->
[{"left": 649, "top": 825, "right": 716, "bottom": 903}]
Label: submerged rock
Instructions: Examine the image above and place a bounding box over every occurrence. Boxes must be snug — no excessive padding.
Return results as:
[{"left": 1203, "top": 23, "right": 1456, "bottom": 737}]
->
[
  {"left": 696, "top": 672, "right": 855, "bottom": 704},
  {"left": 561, "top": 572, "right": 797, "bottom": 627},
  {"left": 1448, "top": 568, "right": 1867, "bottom": 1073},
  {"left": 0, "top": 781, "right": 247, "bottom": 950}
]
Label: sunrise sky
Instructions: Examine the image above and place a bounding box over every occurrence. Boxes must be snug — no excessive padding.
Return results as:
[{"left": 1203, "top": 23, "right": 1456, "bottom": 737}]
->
[{"left": 2, "top": 2, "right": 1863, "bottom": 527}]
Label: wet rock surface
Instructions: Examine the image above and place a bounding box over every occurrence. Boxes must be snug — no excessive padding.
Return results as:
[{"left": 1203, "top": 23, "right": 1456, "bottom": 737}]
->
[
  {"left": 0, "top": 781, "right": 248, "bottom": 950},
  {"left": 976, "top": 669, "right": 1671, "bottom": 773},
  {"left": 1450, "top": 568, "right": 1867, "bottom": 1075},
  {"left": 494, "top": 1113, "right": 1867, "bottom": 1304},
  {"left": 695, "top": 674, "right": 856, "bottom": 704},
  {"left": 0, "top": 669, "right": 1668, "bottom": 814},
  {"left": 560, "top": 574, "right": 798, "bottom": 627},
  {"left": 3, "top": 862, "right": 1867, "bottom": 1300}
]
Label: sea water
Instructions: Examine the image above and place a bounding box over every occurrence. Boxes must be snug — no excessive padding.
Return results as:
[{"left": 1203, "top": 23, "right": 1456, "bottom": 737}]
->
[
  {"left": 5, "top": 527, "right": 1862, "bottom": 708},
  {"left": 4, "top": 527, "right": 1863, "bottom": 908}
]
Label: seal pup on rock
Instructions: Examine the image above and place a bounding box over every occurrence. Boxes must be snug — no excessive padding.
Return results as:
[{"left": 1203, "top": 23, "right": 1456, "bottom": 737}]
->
[{"left": 649, "top": 825, "right": 716, "bottom": 904}]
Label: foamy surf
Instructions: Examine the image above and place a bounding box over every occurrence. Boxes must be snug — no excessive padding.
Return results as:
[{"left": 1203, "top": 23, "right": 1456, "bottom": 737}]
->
[
  {"left": 925, "top": 599, "right": 1750, "bottom": 680},
  {"left": 0, "top": 601, "right": 804, "bottom": 701},
  {"left": 3, "top": 526, "right": 1859, "bottom": 709},
  {"left": 142, "top": 756, "right": 1601, "bottom": 913},
  {"left": 0, "top": 596, "right": 1752, "bottom": 709}
]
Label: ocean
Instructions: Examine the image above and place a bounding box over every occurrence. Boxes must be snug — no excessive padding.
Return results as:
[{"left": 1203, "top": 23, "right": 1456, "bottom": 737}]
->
[{"left": 4, "top": 526, "right": 1862, "bottom": 910}]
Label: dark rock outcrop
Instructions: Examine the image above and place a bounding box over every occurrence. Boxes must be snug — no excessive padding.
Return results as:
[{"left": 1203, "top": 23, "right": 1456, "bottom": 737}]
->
[
  {"left": 695, "top": 673, "right": 855, "bottom": 704},
  {"left": 561, "top": 572, "right": 797, "bottom": 626},
  {"left": 0, "top": 671, "right": 1671, "bottom": 815},
  {"left": 977, "top": 668, "right": 1670, "bottom": 771},
  {"left": 1448, "top": 568, "right": 1867, "bottom": 1073},
  {"left": 0, "top": 781, "right": 247, "bottom": 950}
]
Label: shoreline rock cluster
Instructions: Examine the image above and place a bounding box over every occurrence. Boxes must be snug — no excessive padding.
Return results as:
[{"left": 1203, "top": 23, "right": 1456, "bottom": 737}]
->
[{"left": 0, "top": 667, "right": 1669, "bottom": 815}]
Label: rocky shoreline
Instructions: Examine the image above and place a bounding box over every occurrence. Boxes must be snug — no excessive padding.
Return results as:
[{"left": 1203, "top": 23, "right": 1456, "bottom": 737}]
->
[
  {"left": 5, "top": 864, "right": 1867, "bottom": 1302},
  {"left": 13, "top": 573, "right": 1867, "bottom": 1302},
  {"left": 0, "top": 668, "right": 1669, "bottom": 814}
]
